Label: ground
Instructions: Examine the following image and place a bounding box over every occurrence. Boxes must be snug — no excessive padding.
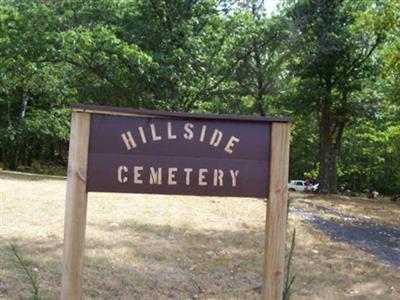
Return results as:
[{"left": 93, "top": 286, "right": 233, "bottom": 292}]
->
[{"left": 0, "top": 171, "right": 399, "bottom": 299}]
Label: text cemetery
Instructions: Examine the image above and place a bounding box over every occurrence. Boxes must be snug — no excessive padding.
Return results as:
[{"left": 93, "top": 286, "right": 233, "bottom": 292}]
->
[{"left": 117, "top": 165, "right": 240, "bottom": 187}]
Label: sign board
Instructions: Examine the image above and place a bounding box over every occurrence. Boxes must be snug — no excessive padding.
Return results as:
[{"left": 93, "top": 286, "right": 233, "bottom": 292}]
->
[
  {"left": 87, "top": 113, "right": 272, "bottom": 197},
  {"left": 61, "top": 104, "right": 291, "bottom": 300}
]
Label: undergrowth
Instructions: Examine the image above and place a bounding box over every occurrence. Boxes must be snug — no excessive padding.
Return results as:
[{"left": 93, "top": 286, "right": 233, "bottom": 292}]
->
[{"left": 5, "top": 244, "right": 43, "bottom": 300}]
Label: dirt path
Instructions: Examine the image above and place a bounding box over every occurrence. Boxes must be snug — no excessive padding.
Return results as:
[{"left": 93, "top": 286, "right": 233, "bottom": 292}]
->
[{"left": 291, "top": 200, "right": 400, "bottom": 268}]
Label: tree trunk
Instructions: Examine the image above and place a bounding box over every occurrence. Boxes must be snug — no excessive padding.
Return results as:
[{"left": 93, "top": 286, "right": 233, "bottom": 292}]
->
[
  {"left": 252, "top": 4, "right": 267, "bottom": 117},
  {"left": 318, "top": 97, "right": 333, "bottom": 193},
  {"left": 7, "top": 87, "right": 29, "bottom": 170},
  {"left": 328, "top": 120, "right": 346, "bottom": 193},
  {"left": 318, "top": 107, "right": 346, "bottom": 193},
  {"left": 318, "top": 136, "right": 333, "bottom": 193},
  {"left": 328, "top": 148, "right": 338, "bottom": 193}
]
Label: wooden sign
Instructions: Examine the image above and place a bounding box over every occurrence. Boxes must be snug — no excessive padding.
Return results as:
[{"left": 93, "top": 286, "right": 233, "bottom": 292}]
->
[
  {"left": 87, "top": 113, "right": 273, "bottom": 197},
  {"left": 61, "top": 104, "right": 291, "bottom": 300}
]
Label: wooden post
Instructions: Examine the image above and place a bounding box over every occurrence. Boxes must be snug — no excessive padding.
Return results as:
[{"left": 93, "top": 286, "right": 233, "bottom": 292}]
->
[
  {"left": 61, "top": 112, "right": 91, "bottom": 300},
  {"left": 262, "top": 122, "right": 290, "bottom": 300}
]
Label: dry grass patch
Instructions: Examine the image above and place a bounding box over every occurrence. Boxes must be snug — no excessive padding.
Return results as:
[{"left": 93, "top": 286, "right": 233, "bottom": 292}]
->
[{"left": 1, "top": 173, "right": 399, "bottom": 299}]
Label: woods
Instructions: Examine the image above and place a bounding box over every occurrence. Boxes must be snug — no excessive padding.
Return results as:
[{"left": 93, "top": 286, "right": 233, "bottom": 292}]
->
[{"left": 0, "top": 0, "right": 399, "bottom": 195}]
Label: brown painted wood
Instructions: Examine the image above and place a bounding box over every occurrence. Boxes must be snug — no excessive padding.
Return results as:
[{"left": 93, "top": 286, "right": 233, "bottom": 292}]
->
[
  {"left": 262, "top": 122, "right": 290, "bottom": 300},
  {"left": 86, "top": 113, "right": 271, "bottom": 197},
  {"left": 61, "top": 112, "right": 91, "bottom": 300}
]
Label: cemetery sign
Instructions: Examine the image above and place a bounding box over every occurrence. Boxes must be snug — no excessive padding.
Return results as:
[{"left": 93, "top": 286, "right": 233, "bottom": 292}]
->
[{"left": 61, "top": 104, "right": 291, "bottom": 300}]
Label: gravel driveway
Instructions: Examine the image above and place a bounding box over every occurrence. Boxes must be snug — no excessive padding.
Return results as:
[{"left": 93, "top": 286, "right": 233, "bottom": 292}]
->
[{"left": 291, "top": 200, "right": 400, "bottom": 268}]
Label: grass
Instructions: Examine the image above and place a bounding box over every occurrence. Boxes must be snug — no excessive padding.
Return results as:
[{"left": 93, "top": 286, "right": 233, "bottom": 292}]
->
[
  {"left": 4, "top": 244, "right": 41, "bottom": 299},
  {"left": 0, "top": 172, "right": 399, "bottom": 299}
]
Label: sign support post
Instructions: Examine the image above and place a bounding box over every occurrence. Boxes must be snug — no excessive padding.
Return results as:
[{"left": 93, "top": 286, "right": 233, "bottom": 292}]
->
[
  {"left": 262, "top": 122, "right": 290, "bottom": 300},
  {"left": 61, "top": 112, "right": 90, "bottom": 300}
]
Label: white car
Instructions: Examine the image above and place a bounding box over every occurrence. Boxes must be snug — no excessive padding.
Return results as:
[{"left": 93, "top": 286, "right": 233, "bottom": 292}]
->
[{"left": 288, "top": 180, "right": 317, "bottom": 192}]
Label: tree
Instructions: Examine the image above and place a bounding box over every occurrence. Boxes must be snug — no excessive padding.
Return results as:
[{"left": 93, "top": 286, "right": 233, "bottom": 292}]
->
[
  {"left": 221, "top": 1, "right": 289, "bottom": 116},
  {"left": 0, "top": 0, "right": 231, "bottom": 169},
  {"left": 0, "top": 1, "right": 72, "bottom": 169},
  {"left": 285, "top": 0, "right": 397, "bottom": 193},
  {"left": 339, "top": 99, "right": 400, "bottom": 195}
]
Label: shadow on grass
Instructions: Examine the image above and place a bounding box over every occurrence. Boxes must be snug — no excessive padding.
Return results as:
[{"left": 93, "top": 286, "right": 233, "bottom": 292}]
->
[{"left": 0, "top": 222, "right": 265, "bottom": 299}]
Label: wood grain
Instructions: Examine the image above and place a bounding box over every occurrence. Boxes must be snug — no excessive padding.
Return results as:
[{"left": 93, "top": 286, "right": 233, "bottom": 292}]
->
[
  {"left": 262, "top": 122, "right": 290, "bottom": 300},
  {"left": 61, "top": 112, "right": 91, "bottom": 300}
]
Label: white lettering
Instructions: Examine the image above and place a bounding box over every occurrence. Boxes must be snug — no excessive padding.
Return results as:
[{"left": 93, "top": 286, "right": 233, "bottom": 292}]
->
[
  {"left": 118, "top": 167, "right": 239, "bottom": 188},
  {"left": 134, "top": 166, "right": 144, "bottom": 184},
  {"left": 213, "top": 169, "right": 224, "bottom": 186},
  {"left": 209, "top": 129, "right": 223, "bottom": 147},
  {"left": 199, "top": 168, "right": 208, "bottom": 186},
  {"left": 230, "top": 170, "right": 239, "bottom": 187},
  {"left": 183, "top": 123, "right": 194, "bottom": 140},
  {"left": 224, "top": 136, "right": 240, "bottom": 154},
  {"left": 200, "top": 125, "right": 207, "bottom": 142},
  {"left": 121, "top": 131, "right": 137, "bottom": 150},
  {"left": 150, "top": 124, "right": 162, "bottom": 141},
  {"left": 138, "top": 126, "right": 147, "bottom": 144},
  {"left": 117, "top": 165, "right": 128, "bottom": 183},
  {"left": 149, "top": 167, "right": 162, "bottom": 184},
  {"left": 168, "top": 167, "right": 177, "bottom": 185},
  {"left": 184, "top": 168, "right": 193, "bottom": 185},
  {"left": 167, "top": 122, "right": 177, "bottom": 139}
]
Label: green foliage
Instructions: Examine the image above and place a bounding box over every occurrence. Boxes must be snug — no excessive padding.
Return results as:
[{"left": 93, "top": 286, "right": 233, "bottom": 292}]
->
[
  {"left": 0, "top": 0, "right": 399, "bottom": 194},
  {"left": 340, "top": 102, "right": 400, "bottom": 194},
  {"left": 289, "top": 116, "right": 318, "bottom": 180},
  {"left": 283, "top": 0, "right": 398, "bottom": 193}
]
